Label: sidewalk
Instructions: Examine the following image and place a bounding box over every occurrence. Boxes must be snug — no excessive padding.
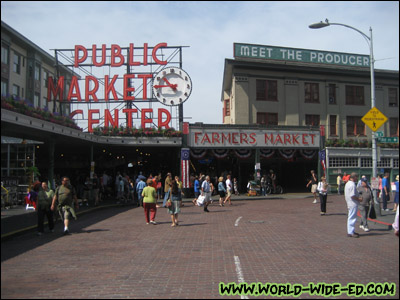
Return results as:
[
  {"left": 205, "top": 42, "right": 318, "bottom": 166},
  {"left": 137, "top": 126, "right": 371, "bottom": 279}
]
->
[
  {"left": 1, "top": 193, "right": 395, "bottom": 240},
  {"left": 1, "top": 194, "right": 398, "bottom": 299}
]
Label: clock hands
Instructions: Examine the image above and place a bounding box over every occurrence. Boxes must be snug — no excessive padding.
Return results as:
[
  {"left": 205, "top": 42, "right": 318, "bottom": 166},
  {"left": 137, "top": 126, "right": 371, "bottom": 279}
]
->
[
  {"left": 162, "top": 78, "right": 177, "bottom": 90},
  {"left": 153, "top": 84, "right": 178, "bottom": 89}
]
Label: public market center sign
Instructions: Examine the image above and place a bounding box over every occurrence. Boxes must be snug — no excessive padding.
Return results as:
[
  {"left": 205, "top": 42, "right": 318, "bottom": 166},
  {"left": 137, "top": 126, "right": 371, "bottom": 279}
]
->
[
  {"left": 47, "top": 43, "right": 178, "bottom": 132},
  {"left": 234, "top": 43, "right": 370, "bottom": 68}
]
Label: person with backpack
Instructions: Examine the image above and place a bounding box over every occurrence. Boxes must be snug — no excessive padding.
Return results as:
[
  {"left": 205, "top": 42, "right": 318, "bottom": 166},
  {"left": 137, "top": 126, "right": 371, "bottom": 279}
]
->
[{"left": 51, "top": 176, "right": 79, "bottom": 236}]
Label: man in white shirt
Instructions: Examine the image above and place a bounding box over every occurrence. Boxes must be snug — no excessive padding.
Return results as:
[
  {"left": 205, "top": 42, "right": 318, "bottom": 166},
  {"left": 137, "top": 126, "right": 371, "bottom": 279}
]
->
[
  {"left": 344, "top": 173, "right": 362, "bottom": 238},
  {"left": 201, "top": 176, "right": 212, "bottom": 212}
]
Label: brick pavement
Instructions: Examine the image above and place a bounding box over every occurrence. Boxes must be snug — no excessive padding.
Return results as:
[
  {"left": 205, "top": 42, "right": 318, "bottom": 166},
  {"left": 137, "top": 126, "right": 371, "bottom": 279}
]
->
[{"left": 1, "top": 195, "right": 399, "bottom": 299}]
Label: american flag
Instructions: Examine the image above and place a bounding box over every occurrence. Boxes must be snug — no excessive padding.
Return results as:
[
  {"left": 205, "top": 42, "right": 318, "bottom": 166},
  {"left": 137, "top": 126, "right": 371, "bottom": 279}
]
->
[{"left": 181, "top": 148, "right": 190, "bottom": 188}]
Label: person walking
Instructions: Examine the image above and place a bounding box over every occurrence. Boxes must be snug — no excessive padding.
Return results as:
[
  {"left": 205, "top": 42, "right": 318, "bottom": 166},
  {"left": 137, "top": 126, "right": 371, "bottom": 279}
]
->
[
  {"left": 37, "top": 181, "right": 55, "bottom": 236},
  {"left": 337, "top": 173, "right": 342, "bottom": 195},
  {"left": 261, "top": 175, "right": 267, "bottom": 196},
  {"left": 142, "top": 179, "right": 157, "bottom": 225},
  {"left": 201, "top": 175, "right": 212, "bottom": 212},
  {"left": 218, "top": 177, "right": 226, "bottom": 207},
  {"left": 163, "top": 173, "right": 173, "bottom": 207},
  {"left": 344, "top": 173, "right": 362, "bottom": 238},
  {"left": 306, "top": 170, "right": 318, "bottom": 203},
  {"left": 136, "top": 177, "right": 146, "bottom": 207},
  {"left": 382, "top": 173, "right": 391, "bottom": 212},
  {"left": 192, "top": 175, "right": 200, "bottom": 206},
  {"left": 233, "top": 178, "right": 239, "bottom": 195},
  {"left": 51, "top": 176, "right": 79, "bottom": 235},
  {"left": 317, "top": 176, "right": 329, "bottom": 215},
  {"left": 357, "top": 177, "right": 373, "bottom": 232},
  {"left": 224, "top": 174, "right": 233, "bottom": 205},
  {"left": 169, "top": 180, "right": 181, "bottom": 226}
]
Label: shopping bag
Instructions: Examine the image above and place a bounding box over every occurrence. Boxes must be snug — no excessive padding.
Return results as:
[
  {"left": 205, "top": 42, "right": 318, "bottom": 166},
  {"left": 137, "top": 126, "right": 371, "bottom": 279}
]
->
[
  {"left": 197, "top": 195, "right": 205, "bottom": 207},
  {"left": 369, "top": 205, "right": 377, "bottom": 219}
]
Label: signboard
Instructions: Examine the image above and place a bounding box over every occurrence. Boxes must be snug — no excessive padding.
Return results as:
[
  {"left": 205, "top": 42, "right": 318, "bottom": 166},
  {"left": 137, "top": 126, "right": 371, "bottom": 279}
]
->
[
  {"left": 378, "top": 137, "right": 399, "bottom": 143},
  {"left": 234, "top": 43, "right": 370, "bottom": 68},
  {"left": 189, "top": 129, "right": 320, "bottom": 148},
  {"left": 376, "top": 131, "right": 384, "bottom": 137},
  {"left": 48, "top": 43, "right": 188, "bottom": 132},
  {"left": 361, "top": 107, "right": 388, "bottom": 132},
  {"left": 371, "top": 177, "right": 379, "bottom": 189}
]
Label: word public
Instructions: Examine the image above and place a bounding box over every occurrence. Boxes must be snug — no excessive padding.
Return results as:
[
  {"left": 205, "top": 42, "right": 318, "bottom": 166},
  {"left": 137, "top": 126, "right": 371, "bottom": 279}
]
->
[
  {"left": 46, "top": 43, "right": 172, "bottom": 131},
  {"left": 47, "top": 43, "right": 168, "bottom": 102}
]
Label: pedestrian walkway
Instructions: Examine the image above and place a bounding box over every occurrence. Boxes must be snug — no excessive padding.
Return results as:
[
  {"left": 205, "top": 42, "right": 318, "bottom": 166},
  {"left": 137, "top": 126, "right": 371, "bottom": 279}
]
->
[
  {"left": 2, "top": 193, "right": 395, "bottom": 240},
  {"left": 1, "top": 194, "right": 398, "bottom": 299}
]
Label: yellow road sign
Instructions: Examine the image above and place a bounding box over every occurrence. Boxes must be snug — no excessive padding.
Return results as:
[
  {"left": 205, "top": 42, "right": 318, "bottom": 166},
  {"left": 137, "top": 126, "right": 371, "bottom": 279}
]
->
[{"left": 361, "top": 107, "right": 388, "bottom": 132}]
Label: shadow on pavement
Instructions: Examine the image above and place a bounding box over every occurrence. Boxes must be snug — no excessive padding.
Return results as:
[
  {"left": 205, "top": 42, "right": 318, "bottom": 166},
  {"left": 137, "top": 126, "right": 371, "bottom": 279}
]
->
[{"left": 1, "top": 205, "right": 133, "bottom": 262}]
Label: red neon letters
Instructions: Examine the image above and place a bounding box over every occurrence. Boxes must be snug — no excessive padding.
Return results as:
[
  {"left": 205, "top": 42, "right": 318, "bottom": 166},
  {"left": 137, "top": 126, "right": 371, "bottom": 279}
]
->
[
  {"left": 81, "top": 108, "right": 171, "bottom": 133},
  {"left": 74, "top": 43, "right": 168, "bottom": 68}
]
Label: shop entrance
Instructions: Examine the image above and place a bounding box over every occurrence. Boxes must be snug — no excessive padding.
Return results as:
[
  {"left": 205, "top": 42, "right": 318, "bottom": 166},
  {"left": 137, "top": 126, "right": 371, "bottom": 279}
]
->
[{"left": 189, "top": 149, "right": 318, "bottom": 193}]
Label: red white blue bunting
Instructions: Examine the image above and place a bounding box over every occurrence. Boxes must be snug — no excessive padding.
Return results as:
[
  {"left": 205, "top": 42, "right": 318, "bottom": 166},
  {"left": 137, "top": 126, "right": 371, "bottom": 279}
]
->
[
  {"left": 278, "top": 149, "right": 296, "bottom": 161},
  {"left": 233, "top": 149, "right": 252, "bottom": 159},
  {"left": 260, "top": 149, "right": 275, "bottom": 158},
  {"left": 211, "top": 149, "right": 229, "bottom": 159},
  {"left": 190, "top": 149, "right": 207, "bottom": 159},
  {"left": 299, "top": 149, "right": 317, "bottom": 160}
]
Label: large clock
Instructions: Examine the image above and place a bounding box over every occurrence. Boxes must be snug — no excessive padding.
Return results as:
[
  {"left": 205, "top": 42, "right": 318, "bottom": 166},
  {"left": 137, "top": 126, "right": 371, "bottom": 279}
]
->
[{"left": 152, "top": 67, "right": 192, "bottom": 106}]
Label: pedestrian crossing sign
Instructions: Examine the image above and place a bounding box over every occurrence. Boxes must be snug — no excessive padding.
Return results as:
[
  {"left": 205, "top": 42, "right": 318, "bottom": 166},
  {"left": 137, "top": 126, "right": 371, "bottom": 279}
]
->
[{"left": 361, "top": 107, "right": 388, "bottom": 132}]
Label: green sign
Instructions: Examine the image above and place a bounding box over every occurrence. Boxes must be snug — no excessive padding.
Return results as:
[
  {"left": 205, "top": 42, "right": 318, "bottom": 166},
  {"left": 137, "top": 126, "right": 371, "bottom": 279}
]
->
[
  {"left": 234, "top": 43, "right": 370, "bottom": 68},
  {"left": 377, "top": 137, "right": 399, "bottom": 143},
  {"left": 376, "top": 131, "right": 384, "bottom": 137}
]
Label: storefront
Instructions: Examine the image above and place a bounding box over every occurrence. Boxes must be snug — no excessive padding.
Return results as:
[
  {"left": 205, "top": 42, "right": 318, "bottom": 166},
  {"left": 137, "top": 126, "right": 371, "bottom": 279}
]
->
[{"left": 186, "top": 123, "right": 320, "bottom": 192}]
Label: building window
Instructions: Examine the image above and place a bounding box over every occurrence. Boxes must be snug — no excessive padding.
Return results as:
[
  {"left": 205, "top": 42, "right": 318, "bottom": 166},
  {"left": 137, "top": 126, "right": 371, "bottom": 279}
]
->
[
  {"left": 224, "top": 99, "right": 230, "bottom": 117},
  {"left": 13, "top": 53, "right": 21, "bottom": 74},
  {"left": 12, "top": 84, "right": 20, "bottom": 98},
  {"left": 305, "top": 114, "right": 320, "bottom": 126},
  {"left": 329, "top": 115, "right": 337, "bottom": 136},
  {"left": 361, "top": 158, "right": 372, "bottom": 168},
  {"left": 329, "top": 157, "right": 358, "bottom": 168},
  {"left": 389, "top": 118, "right": 399, "bottom": 137},
  {"left": 346, "top": 116, "right": 365, "bottom": 136},
  {"left": 328, "top": 84, "right": 336, "bottom": 104},
  {"left": 34, "top": 64, "right": 40, "bottom": 81},
  {"left": 346, "top": 85, "right": 365, "bottom": 105},
  {"left": 1, "top": 45, "right": 9, "bottom": 64},
  {"left": 305, "top": 82, "right": 319, "bottom": 103},
  {"left": 394, "top": 159, "right": 399, "bottom": 169},
  {"left": 257, "top": 112, "right": 278, "bottom": 125},
  {"left": 388, "top": 88, "right": 398, "bottom": 107},
  {"left": 256, "top": 79, "right": 277, "bottom": 101},
  {"left": 1, "top": 80, "right": 8, "bottom": 96},
  {"left": 44, "top": 70, "right": 49, "bottom": 88},
  {"left": 34, "top": 93, "right": 40, "bottom": 108}
]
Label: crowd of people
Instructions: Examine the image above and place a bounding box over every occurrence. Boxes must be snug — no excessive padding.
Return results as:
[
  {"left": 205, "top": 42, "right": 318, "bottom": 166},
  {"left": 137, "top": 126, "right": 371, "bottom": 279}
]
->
[
  {"left": 305, "top": 170, "right": 399, "bottom": 238},
  {"left": 32, "top": 168, "right": 399, "bottom": 238},
  {"left": 33, "top": 170, "right": 244, "bottom": 234}
]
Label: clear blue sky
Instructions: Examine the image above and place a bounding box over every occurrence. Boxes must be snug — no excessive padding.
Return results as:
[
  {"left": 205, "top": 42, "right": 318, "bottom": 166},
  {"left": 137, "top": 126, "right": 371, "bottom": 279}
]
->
[{"left": 2, "top": 1, "right": 399, "bottom": 127}]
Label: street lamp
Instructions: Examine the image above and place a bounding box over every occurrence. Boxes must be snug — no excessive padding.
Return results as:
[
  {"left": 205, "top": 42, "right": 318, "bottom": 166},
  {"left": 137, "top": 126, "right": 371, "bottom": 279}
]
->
[{"left": 309, "top": 19, "right": 379, "bottom": 211}]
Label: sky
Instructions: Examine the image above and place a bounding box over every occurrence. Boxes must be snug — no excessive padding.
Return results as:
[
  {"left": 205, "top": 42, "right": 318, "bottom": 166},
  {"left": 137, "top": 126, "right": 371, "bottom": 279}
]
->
[{"left": 1, "top": 1, "right": 399, "bottom": 130}]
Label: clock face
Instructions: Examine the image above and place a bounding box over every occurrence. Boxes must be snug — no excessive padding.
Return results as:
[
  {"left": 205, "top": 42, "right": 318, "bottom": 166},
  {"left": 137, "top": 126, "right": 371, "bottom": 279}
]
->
[{"left": 152, "top": 67, "right": 192, "bottom": 106}]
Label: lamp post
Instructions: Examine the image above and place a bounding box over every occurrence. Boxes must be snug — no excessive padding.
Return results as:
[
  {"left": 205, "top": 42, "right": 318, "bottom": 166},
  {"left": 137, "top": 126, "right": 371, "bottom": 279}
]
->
[{"left": 309, "top": 19, "right": 379, "bottom": 213}]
